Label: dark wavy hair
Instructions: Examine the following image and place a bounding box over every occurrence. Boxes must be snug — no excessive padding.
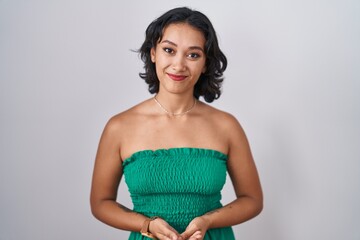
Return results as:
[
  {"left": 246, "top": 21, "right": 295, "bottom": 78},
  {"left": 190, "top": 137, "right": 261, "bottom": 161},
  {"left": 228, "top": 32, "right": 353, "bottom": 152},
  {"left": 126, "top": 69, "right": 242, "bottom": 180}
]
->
[{"left": 138, "top": 7, "right": 227, "bottom": 103}]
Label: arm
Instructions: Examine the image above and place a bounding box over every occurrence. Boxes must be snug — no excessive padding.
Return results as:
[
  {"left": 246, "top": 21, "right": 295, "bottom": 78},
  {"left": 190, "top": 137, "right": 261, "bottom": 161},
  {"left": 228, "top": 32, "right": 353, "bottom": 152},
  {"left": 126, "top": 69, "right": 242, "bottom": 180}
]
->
[
  {"left": 181, "top": 115, "right": 263, "bottom": 239},
  {"left": 90, "top": 117, "right": 146, "bottom": 231},
  {"left": 90, "top": 117, "right": 182, "bottom": 240},
  {"left": 204, "top": 116, "right": 263, "bottom": 227}
]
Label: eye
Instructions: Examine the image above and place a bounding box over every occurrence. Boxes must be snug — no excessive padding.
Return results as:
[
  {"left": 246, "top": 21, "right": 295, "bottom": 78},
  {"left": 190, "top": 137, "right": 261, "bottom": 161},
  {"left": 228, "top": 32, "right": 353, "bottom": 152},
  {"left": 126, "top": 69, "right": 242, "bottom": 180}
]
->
[
  {"left": 187, "top": 52, "right": 201, "bottom": 59},
  {"left": 163, "top": 47, "right": 174, "bottom": 54}
]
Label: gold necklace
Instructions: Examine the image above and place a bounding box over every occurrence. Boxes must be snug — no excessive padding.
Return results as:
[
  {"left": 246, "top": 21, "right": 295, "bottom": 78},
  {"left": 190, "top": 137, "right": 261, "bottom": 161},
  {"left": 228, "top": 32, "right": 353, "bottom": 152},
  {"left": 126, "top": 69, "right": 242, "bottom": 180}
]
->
[{"left": 153, "top": 95, "right": 197, "bottom": 117}]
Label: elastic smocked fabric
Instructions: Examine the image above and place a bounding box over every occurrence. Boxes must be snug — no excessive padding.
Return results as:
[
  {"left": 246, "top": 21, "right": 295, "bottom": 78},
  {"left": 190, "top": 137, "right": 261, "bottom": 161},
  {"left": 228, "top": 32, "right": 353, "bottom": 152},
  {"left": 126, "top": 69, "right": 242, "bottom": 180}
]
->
[{"left": 123, "top": 147, "right": 235, "bottom": 240}]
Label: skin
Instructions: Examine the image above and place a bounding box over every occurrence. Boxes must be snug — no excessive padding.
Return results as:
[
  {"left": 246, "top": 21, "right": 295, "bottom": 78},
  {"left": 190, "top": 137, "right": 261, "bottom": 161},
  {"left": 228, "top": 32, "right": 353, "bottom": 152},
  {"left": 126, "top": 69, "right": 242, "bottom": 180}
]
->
[{"left": 90, "top": 23, "right": 263, "bottom": 240}]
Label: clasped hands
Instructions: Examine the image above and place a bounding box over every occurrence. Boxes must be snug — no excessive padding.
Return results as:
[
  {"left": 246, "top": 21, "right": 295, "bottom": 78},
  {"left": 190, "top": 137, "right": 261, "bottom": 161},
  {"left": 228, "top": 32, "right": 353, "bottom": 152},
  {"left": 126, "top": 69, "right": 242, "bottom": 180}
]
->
[{"left": 148, "top": 216, "right": 210, "bottom": 240}]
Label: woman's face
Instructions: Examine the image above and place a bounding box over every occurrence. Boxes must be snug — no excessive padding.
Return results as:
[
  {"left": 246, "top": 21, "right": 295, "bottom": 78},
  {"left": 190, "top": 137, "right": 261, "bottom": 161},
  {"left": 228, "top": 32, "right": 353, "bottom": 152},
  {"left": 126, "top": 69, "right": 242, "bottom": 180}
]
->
[{"left": 151, "top": 23, "right": 206, "bottom": 95}]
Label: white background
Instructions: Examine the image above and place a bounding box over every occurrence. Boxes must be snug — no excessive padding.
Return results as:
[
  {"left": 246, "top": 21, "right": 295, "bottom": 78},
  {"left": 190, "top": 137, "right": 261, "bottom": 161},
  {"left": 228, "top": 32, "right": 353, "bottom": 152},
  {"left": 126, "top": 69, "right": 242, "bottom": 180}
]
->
[{"left": 1, "top": 0, "right": 359, "bottom": 239}]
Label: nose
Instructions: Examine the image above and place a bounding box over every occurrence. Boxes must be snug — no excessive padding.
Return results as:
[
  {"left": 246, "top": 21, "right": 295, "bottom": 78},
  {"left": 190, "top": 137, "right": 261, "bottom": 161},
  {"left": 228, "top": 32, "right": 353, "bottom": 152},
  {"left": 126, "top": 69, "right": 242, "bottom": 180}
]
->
[{"left": 171, "top": 54, "right": 186, "bottom": 71}]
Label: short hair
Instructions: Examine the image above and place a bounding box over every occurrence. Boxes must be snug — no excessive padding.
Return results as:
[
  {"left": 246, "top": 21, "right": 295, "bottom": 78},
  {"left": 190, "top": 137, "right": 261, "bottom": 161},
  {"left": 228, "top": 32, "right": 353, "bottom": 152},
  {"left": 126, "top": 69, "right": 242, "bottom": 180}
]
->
[{"left": 138, "top": 7, "right": 227, "bottom": 103}]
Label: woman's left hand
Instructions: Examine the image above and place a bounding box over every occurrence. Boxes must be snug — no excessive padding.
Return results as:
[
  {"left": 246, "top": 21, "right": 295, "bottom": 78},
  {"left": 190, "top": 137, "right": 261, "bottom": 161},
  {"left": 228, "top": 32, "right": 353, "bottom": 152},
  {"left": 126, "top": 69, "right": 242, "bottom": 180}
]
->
[{"left": 180, "top": 216, "right": 210, "bottom": 240}]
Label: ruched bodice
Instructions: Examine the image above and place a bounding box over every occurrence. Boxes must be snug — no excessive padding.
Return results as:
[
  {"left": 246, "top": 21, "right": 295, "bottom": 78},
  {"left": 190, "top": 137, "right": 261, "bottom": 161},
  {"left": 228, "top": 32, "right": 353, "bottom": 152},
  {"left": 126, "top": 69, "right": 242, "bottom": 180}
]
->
[{"left": 123, "top": 148, "right": 235, "bottom": 240}]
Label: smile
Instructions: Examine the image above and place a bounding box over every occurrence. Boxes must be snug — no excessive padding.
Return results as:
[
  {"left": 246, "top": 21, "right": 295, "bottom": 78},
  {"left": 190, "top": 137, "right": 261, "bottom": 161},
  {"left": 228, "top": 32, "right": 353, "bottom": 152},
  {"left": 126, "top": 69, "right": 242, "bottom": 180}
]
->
[{"left": 167, "top": 73, "right": 187, "bottom": 81}]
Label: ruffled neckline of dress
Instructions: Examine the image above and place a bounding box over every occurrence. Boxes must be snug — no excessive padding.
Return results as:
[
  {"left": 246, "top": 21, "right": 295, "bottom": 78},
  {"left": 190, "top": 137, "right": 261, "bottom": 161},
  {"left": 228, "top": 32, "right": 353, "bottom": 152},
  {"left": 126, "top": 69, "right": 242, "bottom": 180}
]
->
[{"left": 122, "top": 147, "right": 228, "bottom": 166}]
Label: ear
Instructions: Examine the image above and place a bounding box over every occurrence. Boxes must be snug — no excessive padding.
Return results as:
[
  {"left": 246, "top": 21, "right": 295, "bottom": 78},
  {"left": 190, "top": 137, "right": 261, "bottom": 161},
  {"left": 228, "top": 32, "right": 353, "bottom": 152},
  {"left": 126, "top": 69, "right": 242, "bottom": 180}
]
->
[{"left": 150, "top": 48, "right": 156, "bottom": 63}]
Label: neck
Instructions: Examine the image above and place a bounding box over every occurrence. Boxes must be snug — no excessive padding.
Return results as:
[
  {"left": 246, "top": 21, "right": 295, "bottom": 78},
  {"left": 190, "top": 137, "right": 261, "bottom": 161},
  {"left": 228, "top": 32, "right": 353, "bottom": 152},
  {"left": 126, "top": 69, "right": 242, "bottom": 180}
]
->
[{"left": 154, "top": 92, "right": 197, "bottom": 116}]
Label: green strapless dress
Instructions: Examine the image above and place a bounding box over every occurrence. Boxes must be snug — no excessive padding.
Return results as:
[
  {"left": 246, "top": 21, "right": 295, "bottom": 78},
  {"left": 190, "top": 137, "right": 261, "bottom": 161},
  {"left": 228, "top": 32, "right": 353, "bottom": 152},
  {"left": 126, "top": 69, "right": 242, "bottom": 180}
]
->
[{"left": 123, "top": 148, "right": 235, "bottom": 240}]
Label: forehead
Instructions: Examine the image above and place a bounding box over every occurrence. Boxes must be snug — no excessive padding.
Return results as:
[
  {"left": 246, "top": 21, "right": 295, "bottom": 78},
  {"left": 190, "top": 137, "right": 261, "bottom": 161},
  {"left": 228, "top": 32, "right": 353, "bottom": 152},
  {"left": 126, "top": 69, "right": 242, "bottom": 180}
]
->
[{"left": 161, "top": 23, "right": 205, "bottom": 47}]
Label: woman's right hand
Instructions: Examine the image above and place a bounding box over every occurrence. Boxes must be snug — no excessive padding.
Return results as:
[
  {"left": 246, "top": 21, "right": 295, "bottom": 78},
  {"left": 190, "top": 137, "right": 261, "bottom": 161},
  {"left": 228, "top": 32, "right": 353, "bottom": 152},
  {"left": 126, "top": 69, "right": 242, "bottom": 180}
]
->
[{"left": 148, "top": 218, "right": 183, "bottom": 240}]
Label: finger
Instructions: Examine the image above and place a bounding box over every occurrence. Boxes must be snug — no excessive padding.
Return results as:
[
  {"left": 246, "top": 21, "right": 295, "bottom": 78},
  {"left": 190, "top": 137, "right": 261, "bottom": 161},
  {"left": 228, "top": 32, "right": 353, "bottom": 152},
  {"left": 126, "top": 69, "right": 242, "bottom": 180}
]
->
[
  {"left": 157, "top": 234, "right": 170, "bottom": 240},
  {"left": 182, "top": 230, "right": 202, "bottom": 240},
  {"left": 189, "top": 237, "right": 199, "bottom": 240},
  {"left": 157, "top": 232, "right": 182, "bottom": 240},
  {"left": 156, "top": 226, "right": 182, "bottom": 240},
  {"left": 159, "top": 227, "right": 181, "bottom": 240},
  {"left": 180, "top": 228, "right": 195, "bottom": 239},
  {"left": 189, "top": 236, "right": 202, "bottom": 240},
  {"left": 189, "top": 231, "right": 203, "bottom": 240},
  {"left": 150, "top": 219, "right": 181, "bottom": 240}
]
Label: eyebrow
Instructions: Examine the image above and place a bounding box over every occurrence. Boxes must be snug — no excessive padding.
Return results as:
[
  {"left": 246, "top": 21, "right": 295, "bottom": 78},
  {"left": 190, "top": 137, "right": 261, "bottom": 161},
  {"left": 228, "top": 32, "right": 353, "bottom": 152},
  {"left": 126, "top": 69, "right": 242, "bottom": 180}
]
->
[{"left": 160, "top": 40, "right": 204, "bottom": 52}]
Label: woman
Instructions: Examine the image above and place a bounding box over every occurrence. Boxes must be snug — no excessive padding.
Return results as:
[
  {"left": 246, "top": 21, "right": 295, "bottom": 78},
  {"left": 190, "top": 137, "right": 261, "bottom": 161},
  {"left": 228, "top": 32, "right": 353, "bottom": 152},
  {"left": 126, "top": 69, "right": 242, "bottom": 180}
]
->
[{"left": 90, "top": 7, "right": 263, "bottom": 240}]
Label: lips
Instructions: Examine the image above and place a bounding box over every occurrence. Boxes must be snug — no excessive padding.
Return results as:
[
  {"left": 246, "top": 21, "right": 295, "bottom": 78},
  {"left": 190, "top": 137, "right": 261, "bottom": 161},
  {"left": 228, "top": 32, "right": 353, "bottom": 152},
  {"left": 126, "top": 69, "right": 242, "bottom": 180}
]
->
[{"left": 167, "top": 73, "right": 187, "bottom": 81}]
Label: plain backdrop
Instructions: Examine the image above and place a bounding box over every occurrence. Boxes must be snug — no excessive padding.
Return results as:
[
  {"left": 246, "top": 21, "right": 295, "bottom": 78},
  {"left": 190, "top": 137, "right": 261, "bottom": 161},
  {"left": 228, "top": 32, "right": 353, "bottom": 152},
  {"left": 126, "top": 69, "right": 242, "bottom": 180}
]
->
[{"left": 1, "top": 0, "right": 359, "bottom": 239}]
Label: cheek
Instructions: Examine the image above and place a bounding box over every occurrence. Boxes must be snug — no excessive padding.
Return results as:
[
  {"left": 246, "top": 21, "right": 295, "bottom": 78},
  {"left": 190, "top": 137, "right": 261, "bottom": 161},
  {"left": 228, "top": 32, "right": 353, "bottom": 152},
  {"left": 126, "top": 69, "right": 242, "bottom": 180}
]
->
[
  {"left": 192, "top": 62, "right": 206, "bottom": 75},
  {"left": 154, "top": 54, "right": 168, "bottom": 68},
  {"left": 195, "top": 58, "right": 206, "bottom": 72},
  {"left": 154, "top": 62, "right": 165, "bottom": 80},
  {"left": 155, "top": 64, "right": 161, "bottom": 76}
]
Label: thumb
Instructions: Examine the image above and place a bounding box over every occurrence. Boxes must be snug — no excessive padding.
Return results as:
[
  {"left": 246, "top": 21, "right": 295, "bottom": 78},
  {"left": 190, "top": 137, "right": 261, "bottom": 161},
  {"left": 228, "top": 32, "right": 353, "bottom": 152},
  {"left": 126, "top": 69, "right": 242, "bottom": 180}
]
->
[
  {"left": 181, "top": 228, "right": 201, "bottom": 240},
  {"left": 180, "top": 228, "right": 193, "bottom": 240}
]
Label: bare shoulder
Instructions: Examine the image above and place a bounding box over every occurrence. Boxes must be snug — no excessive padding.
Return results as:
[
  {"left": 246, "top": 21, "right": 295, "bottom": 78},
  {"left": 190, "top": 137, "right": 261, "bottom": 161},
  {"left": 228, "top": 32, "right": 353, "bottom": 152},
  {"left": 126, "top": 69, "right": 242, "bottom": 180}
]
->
[
  {"left": 199, "top": 102, "right": 243, "bottom": 131},
  {"left": 198, "top": 101, "right": 249, "bottom": 150},
  {"left": 101, "top": 98, "right": 153, "bottom": 138}
]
